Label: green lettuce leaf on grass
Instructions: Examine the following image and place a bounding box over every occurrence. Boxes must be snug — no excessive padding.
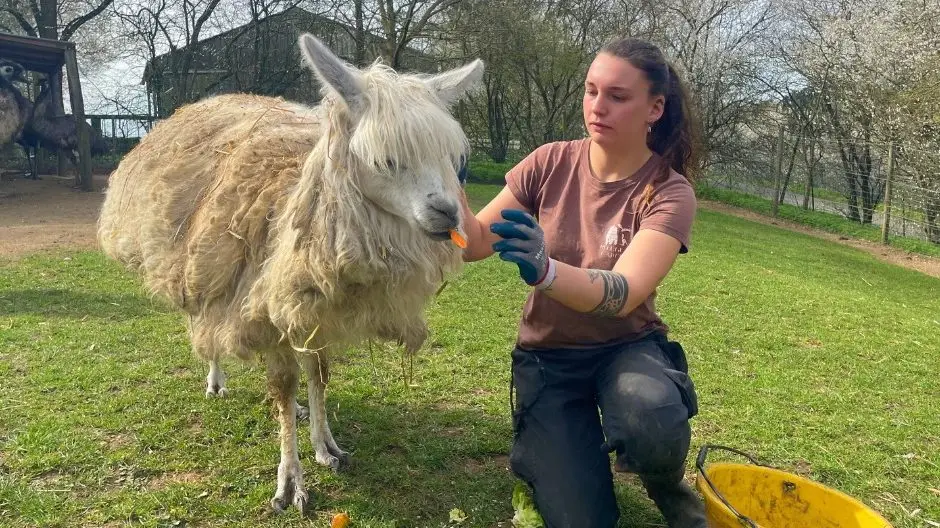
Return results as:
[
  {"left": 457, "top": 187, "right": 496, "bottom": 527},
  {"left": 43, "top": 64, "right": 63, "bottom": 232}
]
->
[{"left": 511, "top": 482, "right": 544, "bottom": 528}]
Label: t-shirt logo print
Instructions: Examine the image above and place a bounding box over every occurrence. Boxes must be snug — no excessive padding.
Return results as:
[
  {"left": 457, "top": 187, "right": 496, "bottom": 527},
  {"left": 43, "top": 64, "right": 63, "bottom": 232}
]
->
[{"left": 601, "top": 224, "right": 630, "bottom": 258}]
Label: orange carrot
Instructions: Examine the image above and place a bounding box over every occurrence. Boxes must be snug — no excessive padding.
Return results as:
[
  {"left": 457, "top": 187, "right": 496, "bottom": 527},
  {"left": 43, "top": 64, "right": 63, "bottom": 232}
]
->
[
  {"left": 331, "top": 512, "right": 350, "bottom": 528},
  {"left": 449, "top": 229, "right": 467, "bottom": 249}
]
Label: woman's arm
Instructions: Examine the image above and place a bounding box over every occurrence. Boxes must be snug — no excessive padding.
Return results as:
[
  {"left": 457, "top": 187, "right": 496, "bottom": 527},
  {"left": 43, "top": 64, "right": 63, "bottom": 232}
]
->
[
  {"left": 541, "top": 229, "right": 681, "bottom": 317},
  {"left": 490, "top": 209, "right": 682, "bottom": 317},
  {"left": 458, "top": 186, "right": 531, "bottom": 262}
]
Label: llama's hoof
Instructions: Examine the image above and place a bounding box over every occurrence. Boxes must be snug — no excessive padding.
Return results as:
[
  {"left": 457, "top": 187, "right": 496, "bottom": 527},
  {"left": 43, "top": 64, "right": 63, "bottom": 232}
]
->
[
  {"left": 315, "top": 446, "right": 350, "bottom": 472},
  {"left": 206, "top": 362, "right": 227, "bottom": 397},
  {"left": 270, "top": 487, "right": 309, "bottom": 513},
  {"left": 332, "top": 446, "right": 351, "bottom": 468},
  {"left": 271, "top": 461, "right": 308, "bottom": 513},
  {"left": 295, "top": 403, "right": 309, "bottom": 421},
  {"left": 205, "top": 384, "right": 228, "bottom": 398},
  {"left": 315, "top": 452, "right": 344, "bottom": 472}
]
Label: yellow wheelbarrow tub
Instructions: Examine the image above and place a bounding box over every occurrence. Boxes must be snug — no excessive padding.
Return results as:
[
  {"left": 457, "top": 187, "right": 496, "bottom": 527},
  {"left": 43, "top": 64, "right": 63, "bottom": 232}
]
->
[{"left": 695, "top": 445, "right": 893, "bottom": 528}]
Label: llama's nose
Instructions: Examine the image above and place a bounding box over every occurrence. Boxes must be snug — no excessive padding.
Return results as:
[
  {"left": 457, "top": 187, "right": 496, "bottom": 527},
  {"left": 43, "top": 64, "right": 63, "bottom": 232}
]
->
[{"left": 427, "top": 193, "right": 459, "bottom": 227}]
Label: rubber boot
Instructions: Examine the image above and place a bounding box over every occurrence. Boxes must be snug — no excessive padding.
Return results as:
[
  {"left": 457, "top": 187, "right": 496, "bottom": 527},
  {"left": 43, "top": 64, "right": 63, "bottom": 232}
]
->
[{"left": 639, "top": 469, "right": 708, "bottom": 528}]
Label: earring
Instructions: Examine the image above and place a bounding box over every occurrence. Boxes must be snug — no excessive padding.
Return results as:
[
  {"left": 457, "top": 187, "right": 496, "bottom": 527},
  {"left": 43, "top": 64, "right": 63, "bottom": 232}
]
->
[{"left": 647, "top": 124, "right": 652, "bottom": 134}]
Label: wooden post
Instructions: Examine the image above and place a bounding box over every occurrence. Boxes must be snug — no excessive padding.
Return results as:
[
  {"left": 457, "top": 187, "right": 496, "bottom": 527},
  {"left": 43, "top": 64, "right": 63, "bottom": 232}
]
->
[
  {"left": 802, "top": 140, "right": 815, "bottom": 210},
  {"left": 772, "top": 124, "right": 784, "bottom": 217},
  {"left": 64, "top": 45, "right": 93, "bottom": 192},
  {"left": 881, "top": 142, "right": 895, "bottom": 245},
  {"left": 50, "top": 70, "right": 68, "bottom": 179}
]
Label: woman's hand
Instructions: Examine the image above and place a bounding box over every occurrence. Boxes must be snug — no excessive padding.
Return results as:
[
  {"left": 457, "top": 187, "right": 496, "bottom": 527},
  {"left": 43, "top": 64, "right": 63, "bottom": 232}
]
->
[{"left": 490, "top": 209, "right": 552, "bottom": 286}]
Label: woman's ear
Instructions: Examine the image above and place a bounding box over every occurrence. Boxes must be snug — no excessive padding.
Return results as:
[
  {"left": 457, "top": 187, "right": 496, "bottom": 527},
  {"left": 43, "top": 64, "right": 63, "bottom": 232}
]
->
[{"left": 648, "top": 94, "right": 665, "bottom": 124}]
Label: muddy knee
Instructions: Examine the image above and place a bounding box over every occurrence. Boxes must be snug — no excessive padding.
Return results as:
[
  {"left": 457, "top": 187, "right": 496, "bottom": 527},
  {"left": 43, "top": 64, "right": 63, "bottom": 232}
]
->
[{"left": 600, "top": 371, "right": 695, "bottom": 475}]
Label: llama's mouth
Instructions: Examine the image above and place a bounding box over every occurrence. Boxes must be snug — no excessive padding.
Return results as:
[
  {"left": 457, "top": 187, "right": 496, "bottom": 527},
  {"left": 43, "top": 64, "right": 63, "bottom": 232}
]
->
[{"left": 425, "top": 230, "right": 452, "bottom": 241}]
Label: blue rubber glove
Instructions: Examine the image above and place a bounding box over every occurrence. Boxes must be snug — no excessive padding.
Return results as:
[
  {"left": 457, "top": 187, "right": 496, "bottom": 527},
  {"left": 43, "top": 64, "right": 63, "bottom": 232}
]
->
[{"left": 490, "top": 209, "right": 550, "bottom": 285}]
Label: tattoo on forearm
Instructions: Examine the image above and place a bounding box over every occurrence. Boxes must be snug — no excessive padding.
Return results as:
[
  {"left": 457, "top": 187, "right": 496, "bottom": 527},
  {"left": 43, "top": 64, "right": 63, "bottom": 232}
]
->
[{"left": 586, "top": 270, "right": 628, "bottom": 316}]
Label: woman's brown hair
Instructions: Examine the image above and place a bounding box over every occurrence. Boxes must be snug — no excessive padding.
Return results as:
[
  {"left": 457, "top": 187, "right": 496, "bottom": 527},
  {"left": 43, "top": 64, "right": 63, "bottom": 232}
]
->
[{"left": 599, "top": 37, "right": 703, "bottom": 184}]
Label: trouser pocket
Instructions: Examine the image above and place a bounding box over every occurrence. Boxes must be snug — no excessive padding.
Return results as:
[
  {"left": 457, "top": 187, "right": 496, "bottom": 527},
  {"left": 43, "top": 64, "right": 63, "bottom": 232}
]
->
[
  {"left": 509, "top": 347, "right": 545, "bottom": 435},
  {"left": 663, "top": 367, "right": 699, "bottom": 419}
]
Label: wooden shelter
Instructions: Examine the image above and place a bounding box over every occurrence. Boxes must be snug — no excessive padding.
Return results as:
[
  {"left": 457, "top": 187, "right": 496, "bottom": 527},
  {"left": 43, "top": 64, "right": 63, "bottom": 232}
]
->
[{"left": 0, "top": 32, "right": 93, "bottom": 191}]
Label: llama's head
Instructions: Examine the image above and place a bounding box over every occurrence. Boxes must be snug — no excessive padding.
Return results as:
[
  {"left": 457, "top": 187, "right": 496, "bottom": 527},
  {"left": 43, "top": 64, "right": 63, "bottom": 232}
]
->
[
  {"left": 298, "top": 34, "right": 483, "bottom": 240},
  {"left": 0, "top": 59, "right": 26, "bottom": 84}
]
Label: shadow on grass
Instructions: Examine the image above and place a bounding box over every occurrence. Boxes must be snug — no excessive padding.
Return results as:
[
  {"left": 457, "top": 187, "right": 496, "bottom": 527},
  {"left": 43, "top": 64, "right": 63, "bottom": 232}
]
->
[
  {"left": 272, "top": 392, "right": 665, "bottom": 527},
  {"left": 0, "top": 288, "right": 166, "bottom": 320}
]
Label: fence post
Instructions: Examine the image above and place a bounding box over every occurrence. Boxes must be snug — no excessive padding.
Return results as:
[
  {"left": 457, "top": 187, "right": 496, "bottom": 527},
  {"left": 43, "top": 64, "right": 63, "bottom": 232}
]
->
[
  {"left": 881, "top": 142, "right": 895, "bottom": 245},
  {"left": 802, "top": 140, "right": 815, "bottom": 210},
  {"left": 772, "top": 124, "right": 784, "bottom": 217}
]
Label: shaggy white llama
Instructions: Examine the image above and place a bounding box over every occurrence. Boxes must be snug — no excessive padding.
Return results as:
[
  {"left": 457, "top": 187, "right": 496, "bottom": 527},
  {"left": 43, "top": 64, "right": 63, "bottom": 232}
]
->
[{"left": 97, "top": 34, "right": 482, "bottom": 511}]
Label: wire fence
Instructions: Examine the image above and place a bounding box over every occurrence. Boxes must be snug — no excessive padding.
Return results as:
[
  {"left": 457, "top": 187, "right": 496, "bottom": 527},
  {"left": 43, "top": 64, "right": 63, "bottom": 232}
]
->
[{"left": 703, "top": 127, "right": 940, "bottom": 246}]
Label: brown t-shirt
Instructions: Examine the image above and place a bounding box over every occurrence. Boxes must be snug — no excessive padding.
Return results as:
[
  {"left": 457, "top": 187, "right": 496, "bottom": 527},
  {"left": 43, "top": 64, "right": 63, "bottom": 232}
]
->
[{"left": 504, "top": 138, "right": 697, "bottom": 350}]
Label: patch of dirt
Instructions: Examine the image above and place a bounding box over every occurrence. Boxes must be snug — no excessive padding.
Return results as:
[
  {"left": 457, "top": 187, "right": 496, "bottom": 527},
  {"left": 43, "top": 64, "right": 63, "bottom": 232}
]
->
[
  {"left": 700, "top": 200, "right": 940, "bottom": 279},
  {"left": 792, "top": 459, "right": 813, "bottom": 477},
  {"left": 0, "top": 173, "right": 109, "bottom": 259},
  {"left": 30, "top": 470, "right": 72, "bottom": 491},
  {"left": 147, "top": 471, "right": 207, "bottom": 491},
  {"left": 101, "top": 432, "right": 134, "bottom": 451},
  {"left": 440, "top": 425, "right": 465, "bottom": 437},
  {"left": 463, "top": 454, "right": 510, "bottom": 474},
  {"left": 801, "top": 338, "right": 823, "bottom": 348}
]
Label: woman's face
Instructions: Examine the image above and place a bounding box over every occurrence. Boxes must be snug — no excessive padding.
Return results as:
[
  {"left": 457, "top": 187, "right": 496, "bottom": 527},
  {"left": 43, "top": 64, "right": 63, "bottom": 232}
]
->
[{"left": 583, "top": 52, "right": 664, "bottom": 149}]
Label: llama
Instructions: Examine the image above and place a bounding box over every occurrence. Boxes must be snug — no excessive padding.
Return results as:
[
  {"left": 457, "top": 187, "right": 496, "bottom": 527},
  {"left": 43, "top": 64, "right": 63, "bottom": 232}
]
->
[
  {"left": 0, "top": 59, "right": 32, "bottom": 149},
  {"left": 97, "top": 34, "right": 482, "bottom": 512}
]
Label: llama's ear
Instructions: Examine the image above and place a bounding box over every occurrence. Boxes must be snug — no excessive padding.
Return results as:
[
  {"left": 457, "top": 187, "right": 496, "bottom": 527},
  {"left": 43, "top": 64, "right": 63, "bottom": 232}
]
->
[
  {"left": 425, "top": 59, "right": 484, "bottom": 106},
  {"left": 298, "top": 33, "right": 365, "bottom": 114}
]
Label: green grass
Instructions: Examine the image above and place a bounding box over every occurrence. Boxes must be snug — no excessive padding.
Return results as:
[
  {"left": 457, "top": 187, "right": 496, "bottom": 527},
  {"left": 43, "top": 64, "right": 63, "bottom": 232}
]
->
[
  {"left": 697, "top": 185, "right": 940, "bottom": 257},
  {"left": 466, "top": 160, "right": 515, "bottom": 185},
  {"left": 1, "top": 184, "right": 939, "bottom": 527}
]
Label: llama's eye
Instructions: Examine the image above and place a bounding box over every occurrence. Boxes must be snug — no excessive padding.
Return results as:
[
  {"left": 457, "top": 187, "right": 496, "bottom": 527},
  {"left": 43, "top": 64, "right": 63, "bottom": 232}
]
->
[{"left": 385, "top": 159, "right": 405, "bottom": 171}]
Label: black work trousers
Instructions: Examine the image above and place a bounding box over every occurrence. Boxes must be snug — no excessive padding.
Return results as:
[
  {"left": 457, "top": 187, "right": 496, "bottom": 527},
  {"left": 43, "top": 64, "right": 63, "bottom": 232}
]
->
[{"left": 508, "top": 332, "right": 700, "bottom": 528}]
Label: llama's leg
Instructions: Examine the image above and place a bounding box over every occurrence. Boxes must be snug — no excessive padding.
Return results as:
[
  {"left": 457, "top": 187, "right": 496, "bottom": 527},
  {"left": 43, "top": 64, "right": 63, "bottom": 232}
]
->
[
  {"left": 187, "top": 317, "right": 229, "bottom": 397},
  {"left": 301, "top": 353, "right": 349, "bottom": 471},
  {"left": 295, "top": 400, "right": 309, "bottom": 421},
  {"left": 205, "top": 357, "right": 228, "bottom": 397},
  {"left": 266, "top": 349, "right": 308, "bottom": 512}
]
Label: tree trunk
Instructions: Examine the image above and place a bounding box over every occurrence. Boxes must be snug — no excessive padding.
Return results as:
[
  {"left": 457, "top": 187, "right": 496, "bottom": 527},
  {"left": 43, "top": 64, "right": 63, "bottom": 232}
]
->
[
  {"left": 779, "top": 134, "right": 801, "bottom": 203},
  {"left": 856, "top": 142, "right": 875, "bottom": 224},
  {"left": 354, "top": 0, "right": 366, "bottom": 67},
  {"left": 486, "top": 76, "right": 509, "bottom": 163}
]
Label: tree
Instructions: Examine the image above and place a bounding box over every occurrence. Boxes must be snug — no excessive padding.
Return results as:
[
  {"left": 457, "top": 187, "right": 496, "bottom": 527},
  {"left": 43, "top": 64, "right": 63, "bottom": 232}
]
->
[
  {"left": 639, "top": 0, "right": 779, "bottom": 167},
  {"left": 782, "top": 0, "right": 939, "bottom": 228}
]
